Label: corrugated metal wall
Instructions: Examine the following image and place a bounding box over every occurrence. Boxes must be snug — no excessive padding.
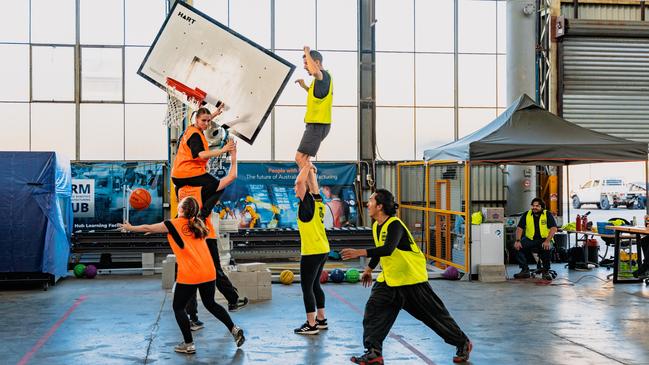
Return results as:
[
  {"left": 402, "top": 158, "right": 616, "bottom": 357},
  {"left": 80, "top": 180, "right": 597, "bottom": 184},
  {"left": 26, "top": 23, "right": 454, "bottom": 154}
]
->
[
  {"left": 561, "top": 36, "right": 649, "bottom": 142},
  {"left": 561, "top": 3, "right": 644, "bottom": 21},
  {"left": 559, "top": 2, "right": 649, "bottom": 143}
]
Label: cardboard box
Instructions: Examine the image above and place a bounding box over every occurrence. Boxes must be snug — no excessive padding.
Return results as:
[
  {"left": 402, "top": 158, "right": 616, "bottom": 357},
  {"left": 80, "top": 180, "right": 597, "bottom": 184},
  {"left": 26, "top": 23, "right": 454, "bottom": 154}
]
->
[{"left": 481, "top": 207, "right": 505, "bottom": 223}]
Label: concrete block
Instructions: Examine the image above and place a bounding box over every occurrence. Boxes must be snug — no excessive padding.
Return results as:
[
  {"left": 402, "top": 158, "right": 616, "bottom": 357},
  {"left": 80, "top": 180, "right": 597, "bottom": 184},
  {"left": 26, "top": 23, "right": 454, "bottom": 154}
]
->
[
  {"left": 142, "top": 253, "right": 155, "bottom": 265},
  {"left": 237, "top": 286, "right": 258, "bottom": 301},
  {"left": 478, "top": 264, "right": 506, "bottom": 282},
  {"left": 257, "top": 285, "right": 272, "bottom": 301},
  {"left": 257, "top": 269, "right": 272, "bottom": 285},
  {"left": 161, "top": 260, "right": 176, "bottom": 289},
  {"left": 237, "top": 263, "right": 267, "bottom": 272},
  {"left": 228, "top": 271, "right": 258, "bottom": 287},
  {"left": 165, "top": 254, "right": 176, "bottom": 263}
]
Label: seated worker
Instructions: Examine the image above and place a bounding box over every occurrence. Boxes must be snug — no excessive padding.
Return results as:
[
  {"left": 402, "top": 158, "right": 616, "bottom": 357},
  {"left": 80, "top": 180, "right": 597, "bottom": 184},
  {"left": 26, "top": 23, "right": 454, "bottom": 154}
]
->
[
  {"left": 513, "top": 198, "right": 558, "bottom": 280},
  {"left": 633, "top": 235, "right": 649, "bottom": 278}
]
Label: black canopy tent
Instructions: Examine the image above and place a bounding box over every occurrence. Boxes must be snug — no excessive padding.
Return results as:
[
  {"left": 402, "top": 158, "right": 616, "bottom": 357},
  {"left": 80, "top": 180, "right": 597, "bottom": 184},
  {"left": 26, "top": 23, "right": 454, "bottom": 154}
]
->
[
  {"left": 424, "top": 94, "right": 648, "bottom": 165},
  {"left": 419, "top": 94, "right": 648, "bottom": 266}
]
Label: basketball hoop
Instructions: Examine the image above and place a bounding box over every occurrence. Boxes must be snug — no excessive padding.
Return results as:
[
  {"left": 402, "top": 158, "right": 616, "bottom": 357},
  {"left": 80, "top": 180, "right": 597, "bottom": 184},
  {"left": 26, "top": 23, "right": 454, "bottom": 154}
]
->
[{"left": 164, "top": 77, "right": 207, "bottom": 128}]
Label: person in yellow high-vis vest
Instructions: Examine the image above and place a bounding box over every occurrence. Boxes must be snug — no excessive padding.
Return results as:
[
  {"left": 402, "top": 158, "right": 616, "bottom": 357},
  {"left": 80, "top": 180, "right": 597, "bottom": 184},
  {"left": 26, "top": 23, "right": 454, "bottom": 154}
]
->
[
  {"left": 292, "top": 165, "right": 330, "bottom": 335},
  {"left": 341, "top": 189, "right": 472, "bottom": 364},
  {"left": 513, "top": 197, "right": 558, "bottom": 280},
  {"left": 294, "top": 46, "right": 333, "bottom": 171}
]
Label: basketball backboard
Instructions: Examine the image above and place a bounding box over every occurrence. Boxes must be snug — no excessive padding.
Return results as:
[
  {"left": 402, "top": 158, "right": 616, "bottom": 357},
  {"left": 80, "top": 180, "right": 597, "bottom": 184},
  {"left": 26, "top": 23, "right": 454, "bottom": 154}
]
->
[{"left": 138, "top": 1, "right": 295, "bottom": 144}]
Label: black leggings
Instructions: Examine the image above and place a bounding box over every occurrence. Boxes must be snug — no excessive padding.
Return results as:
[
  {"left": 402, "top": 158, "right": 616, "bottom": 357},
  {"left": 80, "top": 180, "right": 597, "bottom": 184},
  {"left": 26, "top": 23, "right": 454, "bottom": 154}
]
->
[
  {"left": 186, "top": 238, "right": 240, "bottom": 318},
  {"left": 300, "top": 253, "right": 328, "bottom": 313},
  {"left": 172, "top": 173, "right": 223, "bottom": 218},
  {"left": 173, "top": 280, "right": 234, "bottom": 344}
]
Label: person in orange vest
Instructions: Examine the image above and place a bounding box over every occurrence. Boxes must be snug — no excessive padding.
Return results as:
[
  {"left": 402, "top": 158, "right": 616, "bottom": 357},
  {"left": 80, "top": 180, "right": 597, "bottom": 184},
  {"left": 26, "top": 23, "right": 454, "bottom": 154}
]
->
[
  {"left": 171, "top": 106, "right": 236, "bottom": 221},
  {"left": 119, "top": 196, "right": 245, "bottom": 354},
  {"left": 178, "top": 183, "right": 249, "bottom": 331}
]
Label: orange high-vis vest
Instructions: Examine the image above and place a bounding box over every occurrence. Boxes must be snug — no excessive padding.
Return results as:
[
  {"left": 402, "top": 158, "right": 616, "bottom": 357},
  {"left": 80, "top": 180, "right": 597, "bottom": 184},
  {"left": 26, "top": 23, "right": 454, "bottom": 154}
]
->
[
  {"left": 167, "top": 217, "right": 216, "bottom": 284},
  {"left": 177, "top": 185, "right": 216, "bottom": 239},
  {"left": 172, "top": 125, "right": 209, "bottom": 179}
]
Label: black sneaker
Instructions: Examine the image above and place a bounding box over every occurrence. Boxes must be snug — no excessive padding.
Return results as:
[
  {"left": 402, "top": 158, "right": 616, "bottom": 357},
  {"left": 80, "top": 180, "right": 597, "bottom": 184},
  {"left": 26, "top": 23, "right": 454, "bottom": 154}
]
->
[
  {"left": 229, "top": 297, "right": 249, "bottom": 312},
  {"left": 316, "top": 318, "right": 328, "bottom": 330},
  {"left": 453, "top": 340, "right": 473, "bottom": 363},
  {"left": 190, "top": 319, "right": 204, "bottom": 331},
  {"left": 294, "top": 321, "right": 319, "bottom": 335},
  {"left": 513, "top": 269, "right": 531, "bottom": 279},
  {"left": 350, "top": 349, "right": 383, "bottom": 364},
  {"left": 541, "top": 271, "right": 554, "bottom": 281},
  {"left": 231, "top": 325, "right": 245, "bottom": 347}
]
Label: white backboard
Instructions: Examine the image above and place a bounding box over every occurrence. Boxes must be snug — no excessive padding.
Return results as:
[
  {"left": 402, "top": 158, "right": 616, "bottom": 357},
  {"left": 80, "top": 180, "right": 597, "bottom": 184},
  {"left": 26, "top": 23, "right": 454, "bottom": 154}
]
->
[{"left": 138, "top": 1, "right": 295, "bottom": 144}]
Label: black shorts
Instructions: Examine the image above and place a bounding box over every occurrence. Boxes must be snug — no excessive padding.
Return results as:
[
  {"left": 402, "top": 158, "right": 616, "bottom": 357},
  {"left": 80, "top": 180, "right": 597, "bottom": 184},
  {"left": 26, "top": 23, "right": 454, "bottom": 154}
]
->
[{"left": 297, "top": 123, "right": 331, "bottom": 157}]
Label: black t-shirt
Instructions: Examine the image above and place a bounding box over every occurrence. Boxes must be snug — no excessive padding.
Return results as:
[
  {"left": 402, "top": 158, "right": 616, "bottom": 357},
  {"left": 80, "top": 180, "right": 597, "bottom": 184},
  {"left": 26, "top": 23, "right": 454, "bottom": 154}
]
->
[
  {"left": 298, "top": 189, "right": 323, "bottom": 222},
  {"left": 187, "top": 133, "right": 206, "bottom": 159},
  {"left": 313, "top": 70, "right": 331, "bottom": 99},
  {"left": 367, "top": 218, "right": 413, "bottom": 269},
  {"left": 517, "top": 210, "right": 557, "bottom": 240}
]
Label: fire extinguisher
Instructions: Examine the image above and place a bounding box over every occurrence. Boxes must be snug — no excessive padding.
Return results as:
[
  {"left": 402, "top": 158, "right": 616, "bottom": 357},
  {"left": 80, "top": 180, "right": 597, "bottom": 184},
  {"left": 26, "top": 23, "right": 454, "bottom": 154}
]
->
[{"left": 576, "top": 214, "right": 582, "bottom": 231}]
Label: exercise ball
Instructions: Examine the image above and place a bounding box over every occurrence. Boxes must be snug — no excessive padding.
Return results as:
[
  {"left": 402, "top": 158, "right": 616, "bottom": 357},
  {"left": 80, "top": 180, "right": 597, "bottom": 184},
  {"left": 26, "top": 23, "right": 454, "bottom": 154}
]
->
[
  {"left": 279, "top": 270, "right": 294, "bottom": 285},
  {"left": 85, "top": 264, "right": 97, "bottom": 279},
  {"left": 320, "top": 270, "right": 329, "bottom": 284},
  {"left": 130, "top": 188, "right": 152, "bottom": 210},
  {"left": 330, "top": 269, "right": 345, "bottom": 283},
  {"left": 73, "top": 264, "right": 86, "bottom": 278},
  {"left": 345, "top": 268, "right": 360, "bottom": 283}
]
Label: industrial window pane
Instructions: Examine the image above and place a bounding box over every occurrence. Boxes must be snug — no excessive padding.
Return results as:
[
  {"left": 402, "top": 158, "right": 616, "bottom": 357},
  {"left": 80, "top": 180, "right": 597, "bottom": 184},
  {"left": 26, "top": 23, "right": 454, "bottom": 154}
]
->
[
  {"left": 237, "top": 118, "right": 271, "bottom": 161},
  {"left": 0, "top": 103, "right": 30, "bottom": 151},
  {"left": 497, "top": 54, "right": 507, "bottom": 107},
  {"left": 274, "top": 106, "right": 306, "bottom": 161},
  {"left": 125, "top": 0, "right": 166, "bottom": 46},
  {"left": 32, "top": 46, "right": 75, "bottom": 101},
  {"left": 0, "top": 45, "right": 29, "bottom": 101},
  {"left": 458, "top": 108, "right": 497, "bottom": 138},
  {"left": 125, "top": 104, "right": 167, "bottom": 160},
  {"left": 322, "top": 51, "right": 357, "bottom": 106},
  {"left": 82, "top": 47, "right": 123, "bottom": 102},
  {"left": 275, "top": 50, "right": 306, "bottom": 106},
  {"left": 230, "top": 0, "right": 271, "bottom": 49},
  {"left": 376, "top": 0, "right": 414, "bottom": 52},
  {"left": 125, "top": 47, "right": 166, "bottom": 103},
  {"left": 80, "top": 0, "right": 124, "bottom": 45},
  {"left": 192, "top": 0, "right": 229, "bottom": 25},
  {"left": 31, "top": 103, "right": 76, "bottom": 159},
  {"left": 80, "top": 104, "right": 124, "bottom": 160},
  {"left": 275, "top": 0, "right": 315, "bottom": 50},
  {"left": 0, "top": 0, "right": 28, "bottom": 42},
  {"left": 459, "top": 0, "right": 496, "bottom": 53},
  {"left": 415, "top": 108, "right": 454, "bottom": 159},
  {"left": 31, "top": 0, "right": 76, "bottom": 44},
  {"left": 317, "top": 0, "right": 357, "bottom": 51},
  {"left": 458, "top": 54, "right": 496, "bottom": 107},
  {"left": 376, "top": 53, "right": 414, "bottom": 106},
  {"left": 376, "top": 107, "right": 415, "bottom": 161},
  {"left": 415, "top": 54, "right": 454, "bottom": 107},
  {"left": 318, "top": 107, "right": 358, "bottom": 161},
  {"left": 497, "top": 0, "right": 507, "bottom": 54},
  {"left": 415, "top": 0, "right": 454, "bottom": 53}
]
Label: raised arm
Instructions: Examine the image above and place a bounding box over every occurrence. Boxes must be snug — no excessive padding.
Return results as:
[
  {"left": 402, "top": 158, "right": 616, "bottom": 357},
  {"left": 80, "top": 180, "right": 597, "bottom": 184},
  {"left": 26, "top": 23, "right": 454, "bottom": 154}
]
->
[
  {"left": 118, "top": 221, "right": 168, "bottom": 234},
  {"left": 303, "top": 46, "right": 323, "bottom": 80},
  {"left": 295, "top": 165, "right": 310, "bottom": 201},
  {"left": 198, "top": 139, "right": 235, "bottom": 160},
  {"left": 217, "top": 142, "right": 238, "bottom": 191}
]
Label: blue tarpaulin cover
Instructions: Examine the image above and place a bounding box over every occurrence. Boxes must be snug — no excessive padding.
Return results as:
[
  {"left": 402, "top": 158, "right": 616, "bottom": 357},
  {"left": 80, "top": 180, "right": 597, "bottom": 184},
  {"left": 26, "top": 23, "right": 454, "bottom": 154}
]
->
[{"left": 0, "top": 152, "right": 71, "bottom": 279}]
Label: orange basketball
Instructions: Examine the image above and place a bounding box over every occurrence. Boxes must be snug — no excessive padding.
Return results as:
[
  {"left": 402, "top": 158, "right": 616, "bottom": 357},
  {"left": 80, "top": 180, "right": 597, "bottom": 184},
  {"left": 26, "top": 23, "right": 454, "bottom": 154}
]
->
[{"left": 129, "top": 188, "right": 152, "bottom": 210}]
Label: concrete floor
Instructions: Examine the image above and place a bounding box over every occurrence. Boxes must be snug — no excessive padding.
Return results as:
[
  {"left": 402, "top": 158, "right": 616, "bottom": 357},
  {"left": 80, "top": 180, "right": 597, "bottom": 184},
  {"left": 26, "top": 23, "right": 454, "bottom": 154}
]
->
[{"left": 2, "top": 265, "right": 649, "bottom": 365}]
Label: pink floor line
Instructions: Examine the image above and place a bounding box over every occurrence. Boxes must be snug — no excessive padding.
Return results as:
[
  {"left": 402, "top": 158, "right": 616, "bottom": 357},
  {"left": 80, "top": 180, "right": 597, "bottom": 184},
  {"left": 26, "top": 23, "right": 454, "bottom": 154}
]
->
[
  {"left": 17, "top": 295, "right": 88, "bottom": 365},
  {"left": 325, "top": 287, "right": 437, "bottom": 365}
]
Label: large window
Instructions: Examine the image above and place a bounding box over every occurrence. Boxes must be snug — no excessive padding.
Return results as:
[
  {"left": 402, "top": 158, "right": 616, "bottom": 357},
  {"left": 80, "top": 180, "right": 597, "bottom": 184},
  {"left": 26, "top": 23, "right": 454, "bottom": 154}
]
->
[{"left": 376, "top": 0, "right": 507, "bottom": 160}]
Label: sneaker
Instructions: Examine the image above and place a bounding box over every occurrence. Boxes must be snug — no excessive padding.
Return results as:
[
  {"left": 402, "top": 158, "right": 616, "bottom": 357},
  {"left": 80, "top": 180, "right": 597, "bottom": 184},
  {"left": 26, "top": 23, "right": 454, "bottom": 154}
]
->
[
  {"left": 190, "top": 319, "right": 204, "bottom": 331},
  {"left": 541, "top": 271, "right": 554, "bottom": 281},
  {"left": 294, "top": 321, "right": 319, "bottom": 335},
  {"left": 316, "top": 318, "right": 328, "bottom": 330},
  {"left": 229, "top": 297, "right": 249, "bottom": 312},
  {"left": 453, "top": 340, "right": 473, "bottom": 363},
  {"left": 174, "top": 342, "right": 196, "bottom": 354},
  {"left": 350, "top": 349, "right": 384, "bottom": 364},
  {"left": 231, "top": 325, "right": 245, "bottom": 347},
  {"left": 513, "top": 269, "right": 531, "bottom": 279}
]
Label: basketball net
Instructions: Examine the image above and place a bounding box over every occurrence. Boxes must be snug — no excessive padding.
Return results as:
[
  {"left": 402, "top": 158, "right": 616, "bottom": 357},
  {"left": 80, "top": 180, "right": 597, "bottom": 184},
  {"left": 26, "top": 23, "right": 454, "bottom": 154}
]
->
[{"left": 164, "top": 78, "right": 206, "bottom": 128}]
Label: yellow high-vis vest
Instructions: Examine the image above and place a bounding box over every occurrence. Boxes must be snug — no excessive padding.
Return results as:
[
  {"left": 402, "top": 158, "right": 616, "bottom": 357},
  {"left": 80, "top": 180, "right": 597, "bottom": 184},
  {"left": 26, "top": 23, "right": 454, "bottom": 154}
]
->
[
  {"left": 297, "top": 197, "right": 331, "bottom": 255},
  {"left": 372, "top": 217, "right": 428, "bottom": 287},
  {"left": 304, "top": 71, "right": 333, "bottom": 124},
  {"left": 525, "top": 209, "right": 550, "bottom": 240}
]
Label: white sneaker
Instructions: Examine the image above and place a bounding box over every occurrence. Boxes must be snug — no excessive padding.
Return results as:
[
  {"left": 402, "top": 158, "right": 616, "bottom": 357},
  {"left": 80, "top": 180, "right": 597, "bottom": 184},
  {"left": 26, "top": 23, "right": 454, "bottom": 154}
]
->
[
  {"left": 231, "top": 325, "right": 245, "bottom": 347},
  {"left": 174, "top": 342, "right": 196, "bottom": 354},
  {"left": 190, "top": 320, "right": 204, "bottom": 331}
]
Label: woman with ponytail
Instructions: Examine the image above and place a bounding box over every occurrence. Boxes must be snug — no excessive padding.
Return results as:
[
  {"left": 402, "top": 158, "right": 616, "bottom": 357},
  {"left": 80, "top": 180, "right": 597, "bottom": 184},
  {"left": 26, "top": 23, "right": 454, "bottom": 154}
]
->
[{"left": 119, "top": 196, "right": 245, "bottom": 354}]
